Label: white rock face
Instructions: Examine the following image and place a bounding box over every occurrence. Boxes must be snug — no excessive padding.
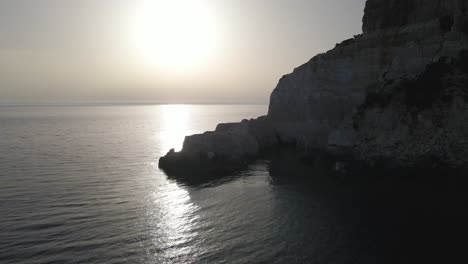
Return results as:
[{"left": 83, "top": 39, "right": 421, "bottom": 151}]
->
[
  {"left": 362, "top": 0, "right": 468, "bottom": 34},
  {"left": 352, "top": 55, "right": 468, "bottom": 167},
  {"left": 268, "top": 0, "right": 468, "bottom": 157}
]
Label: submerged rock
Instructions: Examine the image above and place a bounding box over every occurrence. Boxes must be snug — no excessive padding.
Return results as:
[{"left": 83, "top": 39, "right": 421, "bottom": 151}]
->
[{"left": 334, "top": 161, "right": 348, "bottom": 174}]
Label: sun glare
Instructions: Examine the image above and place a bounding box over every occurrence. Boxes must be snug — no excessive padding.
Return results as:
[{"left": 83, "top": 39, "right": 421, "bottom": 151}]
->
[
  {"left": 132, "top": 0, "right": 219, "bottom": 70},
  {"left": 159, "top": 105, "right": 194, "bottom": 154}
]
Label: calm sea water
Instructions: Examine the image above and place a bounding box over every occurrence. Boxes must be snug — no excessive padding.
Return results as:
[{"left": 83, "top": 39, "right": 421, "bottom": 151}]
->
[{"left": 0, "top": 105, "right": 466, "bottom": 264}]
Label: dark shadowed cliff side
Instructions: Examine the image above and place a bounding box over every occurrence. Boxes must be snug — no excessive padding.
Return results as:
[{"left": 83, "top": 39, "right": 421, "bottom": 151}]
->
[{"left": 160, "top": 0, "right": 468, "bottom": 175}]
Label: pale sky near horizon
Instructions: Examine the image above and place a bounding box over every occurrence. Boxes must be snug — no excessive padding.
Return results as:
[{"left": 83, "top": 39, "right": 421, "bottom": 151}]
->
[{"left": 0, "top": 0, "right": 366, "bottom": 105}]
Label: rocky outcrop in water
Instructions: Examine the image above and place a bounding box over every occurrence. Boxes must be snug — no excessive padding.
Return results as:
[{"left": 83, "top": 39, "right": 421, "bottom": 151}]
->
[
  {"left": 159, "top": 117, "right": 279, "bottom": 175},
  {"left": 160, "top": 0, "right": 468, "bottom": 175}
]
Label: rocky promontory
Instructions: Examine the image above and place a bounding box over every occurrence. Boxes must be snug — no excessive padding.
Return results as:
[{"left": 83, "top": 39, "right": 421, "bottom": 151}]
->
[
  {"left": 160, "top": 0, "right": 468, "bottom": 175},
  {"left": 159, "top": 117, "right": 279, "bottom": 175}
]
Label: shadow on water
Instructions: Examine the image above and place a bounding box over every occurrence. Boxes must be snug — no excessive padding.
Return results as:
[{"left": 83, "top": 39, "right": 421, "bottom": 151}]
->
[
  {"left": 266, "top": 151, "right": 468, "bottom": 264},
  {"left": 163, "top": 150, "right": 468, "bottom": 263},
  {"left": 162, "top": 168, "right": 247, "bottom": 187}
]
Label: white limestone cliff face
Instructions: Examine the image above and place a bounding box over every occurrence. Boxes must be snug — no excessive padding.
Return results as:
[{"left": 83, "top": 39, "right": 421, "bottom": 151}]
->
[
  {"left": 269, "top": 0, "right": 468, "bottom": 153},
  {"left": 352, "top": 54, "right": 468, "bottom": 167},
  {"left": 362, "top": 0, "right": 468, "bottom": 34}
]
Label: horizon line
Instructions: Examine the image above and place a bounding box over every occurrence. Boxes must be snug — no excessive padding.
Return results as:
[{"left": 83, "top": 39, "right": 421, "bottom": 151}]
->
[{"left": 0, "top": 101, "right": 269, "bottom": 107}]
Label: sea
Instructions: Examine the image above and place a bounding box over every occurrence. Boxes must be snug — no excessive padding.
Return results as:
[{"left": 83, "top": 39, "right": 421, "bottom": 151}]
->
[{"left": 0, "top": 105, "right": 466, "bottom": 264}]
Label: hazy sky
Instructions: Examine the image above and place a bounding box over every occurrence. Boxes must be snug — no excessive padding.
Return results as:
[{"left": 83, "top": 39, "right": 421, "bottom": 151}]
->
[{"left": 0, "top": 0, "right": 366, "bottom": 105}]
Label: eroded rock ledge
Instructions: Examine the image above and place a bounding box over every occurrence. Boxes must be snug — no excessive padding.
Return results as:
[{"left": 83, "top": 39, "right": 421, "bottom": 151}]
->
[
  {"left": 159, "top": 117, "right": 279, "bottom": 175},
  {"left": 160, "top": 0, "right": 468, "bottom": 175}
]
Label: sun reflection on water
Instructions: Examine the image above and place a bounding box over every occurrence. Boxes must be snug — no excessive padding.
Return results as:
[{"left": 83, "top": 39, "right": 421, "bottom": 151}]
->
[
  {"left": 158, "top": 104, "right": 194, "bottom": 155},
  {"left": 149, "top": 104, "right": 202, "bottom": 262},
  {"left": 150, "top": 180, "right": 201, "bottom": 262}
]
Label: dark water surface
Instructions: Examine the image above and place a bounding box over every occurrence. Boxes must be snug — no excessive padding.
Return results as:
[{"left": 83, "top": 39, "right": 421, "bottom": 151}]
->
[{"left": 1, "top": 105, "right": 466, "bottom": 264}]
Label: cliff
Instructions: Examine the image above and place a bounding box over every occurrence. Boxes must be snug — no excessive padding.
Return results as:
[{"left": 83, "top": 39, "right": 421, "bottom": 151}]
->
[{"left": 160, "top": 0, "right": 468, "bottom": 175}]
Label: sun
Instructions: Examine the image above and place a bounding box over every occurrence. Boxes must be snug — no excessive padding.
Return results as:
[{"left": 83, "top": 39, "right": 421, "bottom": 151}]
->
[{"left": 132, "top": 0, "right": 219, "bottom": 70}]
